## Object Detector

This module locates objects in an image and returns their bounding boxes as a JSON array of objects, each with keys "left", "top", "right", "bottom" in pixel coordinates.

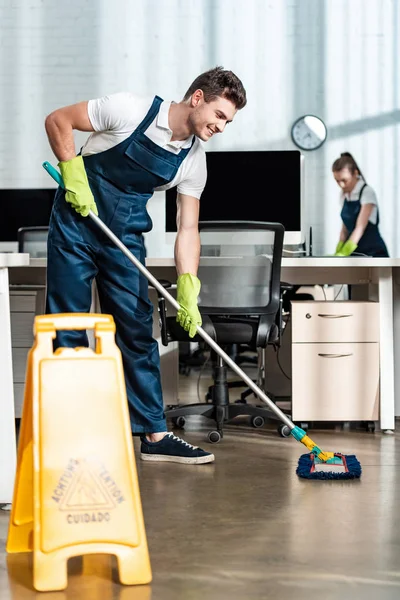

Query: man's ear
[{"left": 191, "top": 89, "right": 204, "bottom": 107}]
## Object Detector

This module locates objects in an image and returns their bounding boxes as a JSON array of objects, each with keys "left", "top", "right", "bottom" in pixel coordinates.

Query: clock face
[{"left": 291, "top": 115, "right": 327, "bottom": 151}]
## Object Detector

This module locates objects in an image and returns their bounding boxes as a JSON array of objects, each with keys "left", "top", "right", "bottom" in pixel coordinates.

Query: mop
[{"left": 42, "top": 161, "right": 362, "bottom": 481}]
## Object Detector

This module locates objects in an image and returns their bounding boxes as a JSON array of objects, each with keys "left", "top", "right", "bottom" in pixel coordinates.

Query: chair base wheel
[
  {"left": 171, "top": 416, "right": 186, "bottom": 429},
  {"left": 278, "top": 424, "right": 292, "bottom": 438},
  {"left": 251, "top": 416, "right": 265, "bottom": 428},
  {"left": 208, "top": 431, "right": 222, "bottom": 444}
]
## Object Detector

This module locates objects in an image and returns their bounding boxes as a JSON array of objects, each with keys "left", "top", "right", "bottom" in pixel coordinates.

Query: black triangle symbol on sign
[{"left": 59, "top": 464, "right": 116, "bottom": 511}]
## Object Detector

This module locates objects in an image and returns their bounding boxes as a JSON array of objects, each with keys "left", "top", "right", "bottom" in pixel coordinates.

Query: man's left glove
[
  {"left": 58, "top": 155, "right": 98, "bottom": 217},
  {"left": 334, "top": 240, "right": 358, "bottom": 257},
  {"left": 176, "top": 273, "right": 202, "bottom": 338}
]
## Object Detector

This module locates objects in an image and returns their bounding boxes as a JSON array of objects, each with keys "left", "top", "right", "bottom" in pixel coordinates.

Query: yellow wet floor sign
[{"left": 6, "top": 314, "right": 152, "bottom": 591}]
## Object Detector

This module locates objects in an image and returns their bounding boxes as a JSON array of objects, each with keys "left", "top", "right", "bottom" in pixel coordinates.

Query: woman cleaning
[{"left": 332, "top": 152, "right": 389, "bottom": 257}]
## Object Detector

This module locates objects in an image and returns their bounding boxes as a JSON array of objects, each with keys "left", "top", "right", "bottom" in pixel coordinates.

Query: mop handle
[{"left": 42, "top": 161, "right": 294, "bottom": 430}]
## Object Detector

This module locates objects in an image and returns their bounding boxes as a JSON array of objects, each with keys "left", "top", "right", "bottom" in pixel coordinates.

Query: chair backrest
[
  {"left": 17, "top": 226, "right": 49, "bottom": 257},
  {"left": 197, "top": 221, "right": 284, "bottom": 316}
]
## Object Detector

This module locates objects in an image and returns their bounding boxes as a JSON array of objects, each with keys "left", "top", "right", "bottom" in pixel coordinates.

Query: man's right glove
[
  {"left": 58, "top": 155, "right": 98, "bottom": 217},
  {"left": 176, "top": 273, "right": 202, "bottom": 338}
]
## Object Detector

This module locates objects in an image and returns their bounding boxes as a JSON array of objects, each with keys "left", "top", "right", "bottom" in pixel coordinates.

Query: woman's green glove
[
  {"left": 176, "top": 273, "right": 202, "bottom": 338},
  {"left": 335, "top": 241, "right": 344, "bottom": 254},
  {"left": 58, "top": 156, "right": 98, "bottom": 217},
  {"left": 334, "top": 240, "right": 358, "bottom": 257}
]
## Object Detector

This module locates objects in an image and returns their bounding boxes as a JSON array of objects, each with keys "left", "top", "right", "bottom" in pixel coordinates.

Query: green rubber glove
[
  {"left": 334, "top": 240, "right": 358, "bottom": 257},
  {"left": 176, "top": 273, "right": 202, "bottom": 338},
  {"left": 58, "top": 156, "right": 98, "bottom": 217},
  {"left": 335, "top": 241, "right": 344, "bottom": 254}
]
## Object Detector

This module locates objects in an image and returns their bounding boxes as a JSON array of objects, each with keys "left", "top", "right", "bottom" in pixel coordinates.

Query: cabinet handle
[
  {"left": 318, "top": 353, "right": 353, "bottom": 358},
  {"left": 317, "top": 314, "right": 353, "bottom": 318}
]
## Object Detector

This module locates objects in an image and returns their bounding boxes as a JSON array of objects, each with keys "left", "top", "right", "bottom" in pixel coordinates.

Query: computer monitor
[
  {"left": 165, "top": 150, "right": 304, "bottom": 245},
  {"left": 0, "top": 189, "right": 55, "bottom": 243}
]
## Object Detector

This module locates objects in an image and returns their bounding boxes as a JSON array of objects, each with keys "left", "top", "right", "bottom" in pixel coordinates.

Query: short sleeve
[
  {"left": 360, "top": 185, "right": 378, "bottom": 206},
  {"left": 177, "top": 146, "right": 207, "bottom": 199},
  {"left": 87, "top": 92, "right": 139, "bottom": 133}
]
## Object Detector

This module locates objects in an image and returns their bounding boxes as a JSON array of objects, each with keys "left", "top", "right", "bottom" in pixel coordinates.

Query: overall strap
[
  {"left": 358, "top": 183, "right": 367, "bottom": 200},
  {"left": 136, "top": 95, "right": 164, "bottom": 132},
  {"left": 358, "top": 183, "right": 379, "bottom": 224}
]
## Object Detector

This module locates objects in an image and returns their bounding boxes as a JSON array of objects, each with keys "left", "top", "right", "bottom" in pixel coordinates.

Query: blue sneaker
[{"left": 140, "top": 433, "right": 215, "bottom": 464}]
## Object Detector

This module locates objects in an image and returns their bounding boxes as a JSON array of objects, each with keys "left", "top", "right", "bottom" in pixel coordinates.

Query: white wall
[{"left": 1, "top": 0, "right": 399, "bottom": 256}]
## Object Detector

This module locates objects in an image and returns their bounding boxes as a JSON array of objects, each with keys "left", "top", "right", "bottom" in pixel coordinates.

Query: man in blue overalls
[{"left": 45, "top": 67, "right": 247, "bottom": 464}]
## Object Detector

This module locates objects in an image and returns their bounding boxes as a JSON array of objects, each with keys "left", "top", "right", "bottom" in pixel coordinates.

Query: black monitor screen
[
  {"left": 0, "top": 189, "right": 56, "bottom": 241},
  {"left": 165, "top": 150, "right": 301, "bottom": 232}
]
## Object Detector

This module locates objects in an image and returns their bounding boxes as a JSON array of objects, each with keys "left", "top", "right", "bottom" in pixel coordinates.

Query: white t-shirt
[
  {"left": 82, "top": 92, "right": 207, "bottom": 199},
  {"left": 340, "top": 178, "right": 378, "bottom": 225}
]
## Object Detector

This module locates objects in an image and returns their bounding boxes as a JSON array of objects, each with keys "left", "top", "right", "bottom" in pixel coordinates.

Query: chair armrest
[
  {"left": 280, "top": 282, "right": 296, "bottom": 292},
  {"left": 276, "top": 282, "right": 295, "bottom": 345}
]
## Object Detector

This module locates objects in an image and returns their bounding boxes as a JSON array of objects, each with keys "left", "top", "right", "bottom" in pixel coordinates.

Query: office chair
[
  {"left": 17, "top": 226, "right": 49, "bottom": 257},
  {"left": 221, "top": 280, "right": 294, "bottom": 407},
  {"left": 157, "top": 221, "right": 290, "bottom": 443}
]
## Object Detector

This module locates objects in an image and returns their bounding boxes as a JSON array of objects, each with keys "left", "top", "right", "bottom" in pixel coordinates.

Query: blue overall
[
  {"left": 46, "top": 96, "right": 195, "bottom": 433},
  {"left": 340, "top": 183, "right": 389, "bottom": 257}
]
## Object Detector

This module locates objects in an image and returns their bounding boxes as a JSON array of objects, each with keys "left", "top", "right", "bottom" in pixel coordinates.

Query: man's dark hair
[{"left": 183, "top": 66, "right": 247, "bottom": 110}]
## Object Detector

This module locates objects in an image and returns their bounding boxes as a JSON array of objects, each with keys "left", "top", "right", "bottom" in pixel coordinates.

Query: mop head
[
  {"left": 291, "top": 427, "right": 362, "bottom": 480},
  {"left": 296, "top": 453, "right": 362, "bottom": 480}
]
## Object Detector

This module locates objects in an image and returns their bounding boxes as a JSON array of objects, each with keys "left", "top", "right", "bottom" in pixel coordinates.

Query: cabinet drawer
[
  {"left": 9, "top": 291, "right": 37, "bottom": 312},
  {"left": 292, "top": 342, "right": 379, "bottom": 421},
  {"left": 291, "top": 301, "right": 379, "bottom": 343},
  {"left": 11, "top": 347, "right": 30, "bottom": 383},
  {"left": 10, "top": 312, "right": 35, "bottom": 347}
]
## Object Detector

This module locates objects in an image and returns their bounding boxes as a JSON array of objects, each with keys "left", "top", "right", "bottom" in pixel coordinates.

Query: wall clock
[{"left": 291, "top": 115, "right": 327, "bottom": 151}]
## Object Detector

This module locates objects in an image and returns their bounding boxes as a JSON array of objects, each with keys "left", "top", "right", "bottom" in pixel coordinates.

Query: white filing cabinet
[
  {"left": 9, "top": 290, "right": 40, "bottom": 417},
  {"left": 291, "top": 301, "right": 380, "bottom": 422}
]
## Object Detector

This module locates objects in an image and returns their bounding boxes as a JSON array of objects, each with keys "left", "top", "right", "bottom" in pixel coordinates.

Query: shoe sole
[{"left": 140, "top": 453, "right": 215, "bottom": 464}]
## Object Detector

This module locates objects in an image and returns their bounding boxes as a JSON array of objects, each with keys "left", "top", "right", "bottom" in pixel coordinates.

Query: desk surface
[
  {"left": 282, "top": 257, "right": 400, "bottom": 267},
  {"left": 0, "top": 253, "right": 29, "bottom": 267},
  {"left": 26, "top": 257, "right": 400, "bottom": 268}
]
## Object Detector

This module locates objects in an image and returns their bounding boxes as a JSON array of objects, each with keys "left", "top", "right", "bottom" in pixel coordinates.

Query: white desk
[
  {"left": 22, "top": 256, "right": 400, "bottom": 430},
  {"left": 0, "top": 253, "right": 29, "bottom": 503},
  {"left": 3, "top": 255, "right": 399, "bottom": 502}
]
